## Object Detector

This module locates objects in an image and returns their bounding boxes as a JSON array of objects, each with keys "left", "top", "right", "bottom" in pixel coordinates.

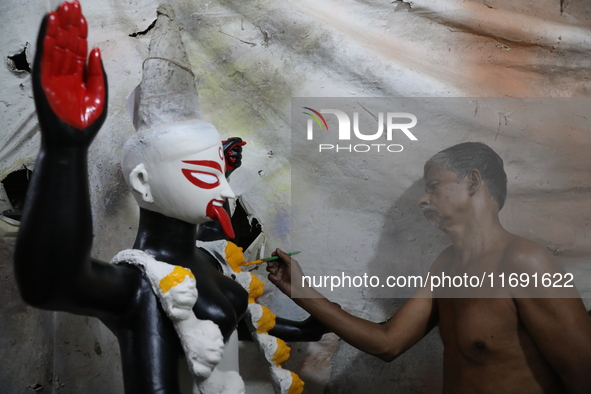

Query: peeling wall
[{"left": 1, "top": 1, "right": 590, "bottom": 393}]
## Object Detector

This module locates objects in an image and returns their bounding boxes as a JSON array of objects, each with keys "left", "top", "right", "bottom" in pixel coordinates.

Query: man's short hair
[{"left": 424, "top": 142, "right": 508, "bottom": 210}]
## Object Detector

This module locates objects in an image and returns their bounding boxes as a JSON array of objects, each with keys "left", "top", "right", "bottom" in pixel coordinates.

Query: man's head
[
  {"left": 419, "top": 142, "right": 507, "bottom": 229},
  {"left": 122, "top": 119, "right": 236, "bottom": 237},
  {"left": 424, "top": 142, "right": 507, "bottom": 209}
]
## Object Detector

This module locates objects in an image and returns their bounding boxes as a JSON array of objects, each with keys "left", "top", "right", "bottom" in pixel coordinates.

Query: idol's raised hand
[{"left": 33, "top": 0, "right": 107, "bottom": 147}]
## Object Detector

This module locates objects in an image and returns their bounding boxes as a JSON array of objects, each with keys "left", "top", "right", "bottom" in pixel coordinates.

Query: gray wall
[{"left": 1, "top": 1, "right": 590, "bottom": 393}]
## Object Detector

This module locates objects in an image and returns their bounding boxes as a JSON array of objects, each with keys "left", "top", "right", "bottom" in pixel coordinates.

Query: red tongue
[{"left": 208, "top": 203, "right": 235, "bottom": 239}]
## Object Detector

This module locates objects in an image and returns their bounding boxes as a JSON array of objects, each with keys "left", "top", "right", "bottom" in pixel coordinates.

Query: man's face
[{"left": 418, "top": 164, "right": 468, "bottom": 231}]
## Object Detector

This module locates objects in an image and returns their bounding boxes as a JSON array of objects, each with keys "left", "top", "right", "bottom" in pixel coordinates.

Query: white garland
[
  {"left": 110, "top": 249, "right": 245, "bottom": 394},
  {"left": 197, "top": 240, "right": 301, "bottom": 394}
]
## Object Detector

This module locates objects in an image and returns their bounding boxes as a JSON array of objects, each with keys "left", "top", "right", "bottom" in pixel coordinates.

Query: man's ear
[
  {"left": 129, "top": 163, "right": 153, "bottom": 203},
  {"left": 467, "top": 169, "right": 482, "bottom": 196}
]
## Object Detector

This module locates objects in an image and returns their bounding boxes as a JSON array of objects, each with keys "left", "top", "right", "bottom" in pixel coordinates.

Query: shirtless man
[{"left": 267, "top": 142, "right": 591, "bottom": 393}]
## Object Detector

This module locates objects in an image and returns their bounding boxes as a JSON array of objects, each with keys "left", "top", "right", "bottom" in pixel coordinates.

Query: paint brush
[{"left": 243, "top": 251, "right": 301, "bottom": 266}]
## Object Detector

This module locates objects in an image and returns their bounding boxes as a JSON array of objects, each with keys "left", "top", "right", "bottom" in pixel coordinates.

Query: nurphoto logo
[{"left": 303, "top": 107, "right": 418, "bottom": 153}]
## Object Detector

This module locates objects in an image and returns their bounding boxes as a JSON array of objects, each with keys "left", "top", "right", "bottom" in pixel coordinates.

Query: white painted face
[
  {"left": 123, "top": 120, "right": 236, "bottom": 237},
  {"left": 148, "top": 142, "right": 236, "bottom": 234}
]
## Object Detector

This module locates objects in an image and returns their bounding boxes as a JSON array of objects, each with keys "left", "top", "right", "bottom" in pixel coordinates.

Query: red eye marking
[
  {"left": 181, "top": 169, "right": 220, "bottom": 189},
  {"left": 181, "top": 160, "right": 222, "bottom": 189},
  {"left": 181, "top": 160, "right": 223, "bottom": 172},
  {"left": 219, "top": 147, "right": 224, "bottom": 161}
]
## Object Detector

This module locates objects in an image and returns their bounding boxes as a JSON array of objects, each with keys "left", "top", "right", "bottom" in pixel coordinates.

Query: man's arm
[
  {"left": 512, "top": 241, "right": 591, "bottom": 393},
  {"left": 14, "top": 1, "right": 137, "bottom": 316},
  {"left": 267, "top": 249, "right": 438, "bottom": 361}
]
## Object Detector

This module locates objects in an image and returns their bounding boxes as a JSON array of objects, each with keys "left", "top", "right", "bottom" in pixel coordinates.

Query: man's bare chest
[{"left": 437, "top": 298, "right": 525, "bottom": 362}]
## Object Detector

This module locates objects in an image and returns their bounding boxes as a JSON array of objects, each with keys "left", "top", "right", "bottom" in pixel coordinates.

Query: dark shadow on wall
[
  {"left": 0, "top": 225, "right": 55, "bottom": 394},
  {"left": 325, "top": 179, "right": 448, "bottom": 394},
  {"left": 0, "top": 226, "right": 125, "bottom": 394}
]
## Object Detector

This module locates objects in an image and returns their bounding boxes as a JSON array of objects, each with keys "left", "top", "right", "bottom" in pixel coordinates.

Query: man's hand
[
  {"left": 222, "top": 137, "right": 246, "bottom": 177},
  {"left": 266, "top": 248, "right": 307, "bottom": 298},
  {"left": 33, "top": 0, "right": 107, "bottom": 147}
]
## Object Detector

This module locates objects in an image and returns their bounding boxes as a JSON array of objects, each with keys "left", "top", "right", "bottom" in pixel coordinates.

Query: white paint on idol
[
  {"left": 195, "top": 240, "right": 235, "bottom": 276},
  {"left": 196, "top": 368, "right": 245, "bottom": 394},
  {"left": 256, "top": 333, "right": 279, "bottom": 365},
  {"left": 233, "top": 272, "right": 252, "bottom": 293},
  {"left": 248, "top": 303, "right": 264, "bottom": 327},
  {"left": 176, "top": 318, "right": 225, "bottom": 378},
  {"left": 110, "top": 250, "right": 227, "bottom": 381},
  {"left": 128, "top": 163, "right": 153, "bottom": 203},
  {"left": 196, "top": 240, "right": 303, "bottom": 394},
  {"left": 122, "top": 120, "right": 235, "bottom": 225},
  {"left": 161, "top": 275, "right": 198, "bottom": 320},
  {"left": 271, "top": 366, "right": 294, "bottom": 394}
]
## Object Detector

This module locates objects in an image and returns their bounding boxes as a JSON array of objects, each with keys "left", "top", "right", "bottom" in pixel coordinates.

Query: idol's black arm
[
  {"left": 238, "top": 315, "right": 328, "bottom": 342},
  {"left": 269, "top": 315, "right": 328, "bottom": 341},
  {"left": 14, "top": 7, "right": 138, "bottom": 317}
]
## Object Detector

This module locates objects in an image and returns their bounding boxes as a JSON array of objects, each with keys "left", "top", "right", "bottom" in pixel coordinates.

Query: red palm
[{"left": 40, "top": 0, "right": 105, "bottom": 130}]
